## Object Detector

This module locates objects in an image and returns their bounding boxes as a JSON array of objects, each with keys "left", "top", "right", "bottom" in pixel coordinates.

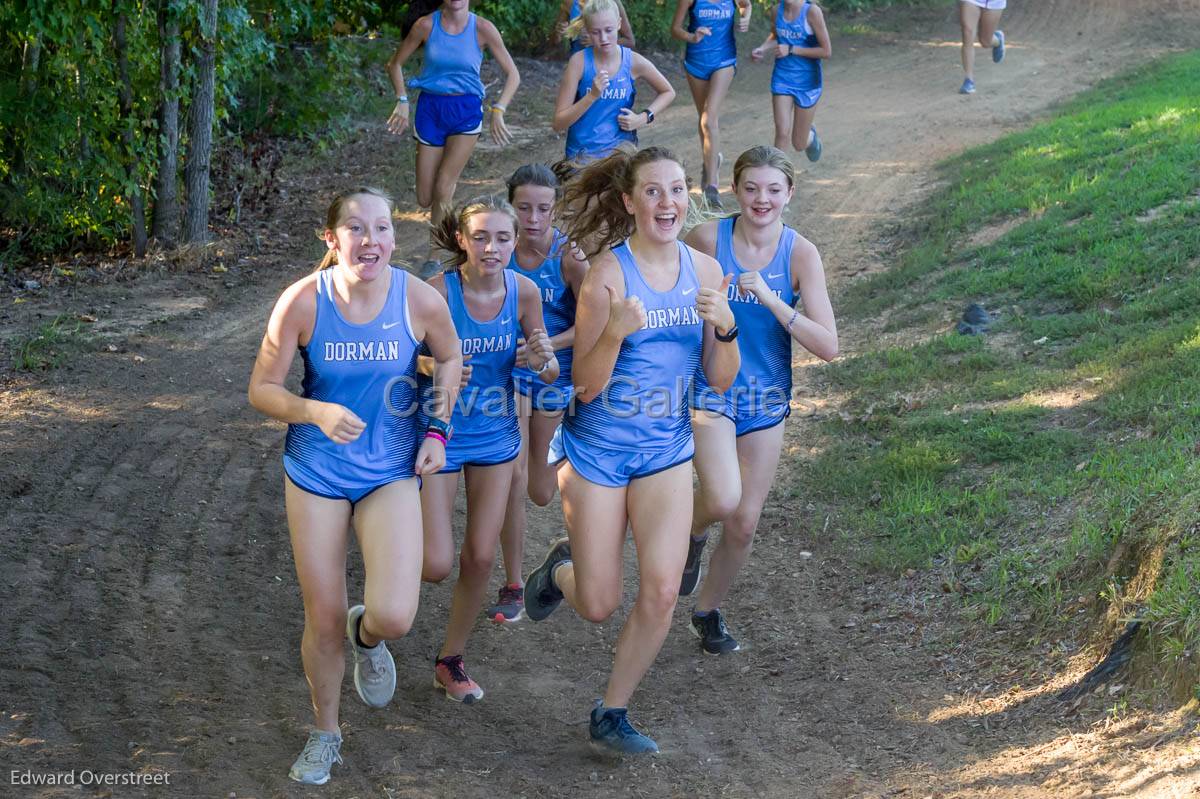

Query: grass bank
[{"left": 802, "top": 51, "right": 1200, "bottom": 693}]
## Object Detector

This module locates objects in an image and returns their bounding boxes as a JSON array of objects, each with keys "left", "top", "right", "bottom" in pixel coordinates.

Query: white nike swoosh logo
[
  {"left": 538, "top": 273, "right": 551, "bottom": 279},
  {"left": 682, "top": 287, "right": 695, "bottom": 296},
  {"left": 381, "top": 321, "right": 403, "bottom": 330},
  {"left": 767, "top": 273, "right": 784, "bottom": 279},
  {"left": 501, "top": 318, "right": 512, "bottom": 325}
]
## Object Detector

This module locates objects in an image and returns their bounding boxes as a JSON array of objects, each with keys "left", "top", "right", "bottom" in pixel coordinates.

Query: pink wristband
[{"left": 425, "top": 431, "right": 447, "bottom": 446}]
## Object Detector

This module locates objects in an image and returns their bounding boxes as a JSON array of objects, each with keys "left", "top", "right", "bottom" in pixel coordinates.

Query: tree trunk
[
  {"left": 20, "top": 35, "right": 41, "bottom": 96},
  {"left": 152, "top": 0, "right": 181, "bottom": 246},
  {"left": 114, "top": 7, "right": 148, "bottom": 257},
  {"left": 184, "top": 0, "right": 218, "bottom": 244},
  {"left": 7, "top": 34, "right": 40, "bottom": 175}
]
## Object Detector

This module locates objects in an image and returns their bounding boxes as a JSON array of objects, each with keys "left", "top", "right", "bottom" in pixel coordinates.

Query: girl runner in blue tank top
[
  {"left": 957, "top": 0, "right": 1007, "bottom": 95},
  {"left": 670, "top": 0, "right": 752, "bottom": 209},
  {"left": 553, "top": 0, "right": 676, "bottom": 164},
  {"left": 555, "top": 0, "right": 635, "bottom": 53},
  {"left": 681, "top": 146, "right": 838, "bottom": 655},
  {"left": 248, "top": 188, "right": 463, "bottom": 785},
  {"left": 752, "top": 0, "right": 831, "bottom": 163},
  {"left": 522, "top": 146, "right": 739, "bottom": 756},
  {"left": 386, "top": 1, "right": 522, "bottom": 277},
  {"left": 490, "top": 164, "right": 590, "bottom": 624},
  {"left": 418, "top": 195, "right": 558, "bottom": 705}
]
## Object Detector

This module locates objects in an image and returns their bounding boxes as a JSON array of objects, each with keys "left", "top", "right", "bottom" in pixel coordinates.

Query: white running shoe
[{"left": 288, "top": 730, "right": 343, "bottom": 785}]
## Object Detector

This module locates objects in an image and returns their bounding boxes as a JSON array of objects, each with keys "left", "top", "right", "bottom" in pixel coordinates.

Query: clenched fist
[
  {"left": 604, "top": 285, "right": 648, "bottom": 339},
  {"left": 316, "top": 402, "right": 366, "bottom": 444},
  {"left": 696, "top": 274, "right": 736, "bottom": 332}
]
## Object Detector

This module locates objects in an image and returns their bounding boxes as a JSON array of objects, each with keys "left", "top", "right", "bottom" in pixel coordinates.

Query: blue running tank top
[
  {"left": 285, "top": 267, "right": 421, "bottom": 484},
  {"left": 568, "top": 0, "right": 585, "bottom": 53},
  {"left": 419, "top": 269, "right": 521, "bottom": 454},
  {"left": 508, "top": 230, "right": 577, "bottom": 392},
  {"left": 565, "top": 46, "right": 637, "bottom": 161},
  {"left": 685, "top": 0, "right": 738, "bottom": 76},
  {"left": 694, "top": 216, "right": 797, "bottom": 416},
  {"left": 770, "top": 1, "right": 822, "bottom": 101},
  {"left": 567, "top": 241, "right": 703, "bottom": 451},
  {"left": 409, "top": 11, "right": 486, "bottom": 97}
]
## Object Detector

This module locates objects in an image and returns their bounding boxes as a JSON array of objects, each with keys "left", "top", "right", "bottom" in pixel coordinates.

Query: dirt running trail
[{"left": 3, "top": 2, "right": 1200, "bottom": 797}]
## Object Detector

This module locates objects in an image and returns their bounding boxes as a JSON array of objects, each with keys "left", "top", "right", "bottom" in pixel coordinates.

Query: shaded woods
[{"left": 0, "top": 0, "right": 898, "bottom": 268}]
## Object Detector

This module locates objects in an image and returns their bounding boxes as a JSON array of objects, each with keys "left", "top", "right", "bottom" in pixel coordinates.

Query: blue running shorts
[
  {"left": 550, "top": 426, "right": 694, "bottom": 488},
  {"left": 284, "top": 455, "right": 412, "bottom": 507},
  {"left": 414, "top": 92, "right": 484, "bottom": 147}
]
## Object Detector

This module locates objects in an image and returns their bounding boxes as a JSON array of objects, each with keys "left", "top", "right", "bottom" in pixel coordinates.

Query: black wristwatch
[
  {"left": 426, "top": 417, "right": 453, "bottom": 440},
  {"left": 714, "top": 324, "right": 739, "bottom": 343},
  {"left": 641, "top": 107, "right": 655, "bottom": 125}
]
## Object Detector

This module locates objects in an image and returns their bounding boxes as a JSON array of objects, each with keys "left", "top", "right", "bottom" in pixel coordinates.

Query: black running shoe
[
  {"left": 690, "top": 609, "right": 741, "bottom": 655},
  {"left": 678, "top": 535, "right": 708, "bottom": 597},
  {"left": 525, "top": 537, "right": 571, "bottom": 621},
  {"left": 589, "top": 701, "right": 659, "bottom": 754}
]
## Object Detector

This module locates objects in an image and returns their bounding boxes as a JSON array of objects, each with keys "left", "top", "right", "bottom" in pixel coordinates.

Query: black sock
[{"left": 354, "top": 615, "right": 374, "bottom": 649}]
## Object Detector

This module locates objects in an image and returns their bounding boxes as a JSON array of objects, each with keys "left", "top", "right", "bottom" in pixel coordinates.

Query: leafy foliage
[
  {"left": 799, "top": 50, "right": 1200, "bottom": 687},
  {"left": 0, "top": 0, "right": 911, "bottom": 264},
  {"left": 0, "top": 0, "right": 385, "bottom": 263}
]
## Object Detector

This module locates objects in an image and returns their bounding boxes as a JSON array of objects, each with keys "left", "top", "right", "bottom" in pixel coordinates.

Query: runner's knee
[
  {"left": 422, "top": 551, "right": 454, "bottom": 583},
  {"left": 433, "top": 174, "right": 459, "bottom": 205},
  {"left": 304, "top": 600, "right": 348, "bottom": 646},
  {"left": 635, "top": 578, "right": 680, "bottom": 619},
  {"left": 363, "top": 603, "right": 416, "bottom": 640},
  {"left": 528, "top": 477, "right": 556, "bottom": 507},
  {"left": 457, "top": 541, "right": 495, "bottom": 580},
  {"left": 721, "top": 513, "right": 759, "bottom": 551},
  {"left": 415, "top": 184, "right": 433, "bottom": 209},
  {"left": 704, "top": 485, "right": 741, "bottom": 523},
  {"left": 576, "top": 583, "right": 621, "bottom": 623}
]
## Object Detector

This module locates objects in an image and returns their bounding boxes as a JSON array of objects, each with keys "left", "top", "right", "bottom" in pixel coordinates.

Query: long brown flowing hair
[{"left": 557, "top": 145, "right": 704, "bottom": 257}]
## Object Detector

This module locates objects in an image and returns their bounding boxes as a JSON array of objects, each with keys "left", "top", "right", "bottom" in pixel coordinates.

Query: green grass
[
  {"left": 11, "top": 315, "right": 93, "bottom": 371},
  {"left": 801, "top": 50, "right": 1200, "bottom": 689}
]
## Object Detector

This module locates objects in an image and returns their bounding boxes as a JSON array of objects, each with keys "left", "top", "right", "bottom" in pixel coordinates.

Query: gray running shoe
[
  {"left": 288, "top": 730, "right": 343, "bottom": 785},
  {"left": 679, "top": 535, "right": 708, "bottom": 597},
  {"left": 346, "top": 605, "right": 396, "bottom": 708},
  {"left": 418, "top": 259, "right": 444, "bottom": 280},
  {"left": 805, "top": 127, "right": 822, "bottom": 162},
  {"left": 690, "top": 608, "right": 741, "bottom": 655},
  {"left": 524, "top": 537, "right": 572, "bottom": 621},
  {"left": 703, "top": 185, "right": 723, "bottom": 210},
  {"left": 700, "top": 152, "right": 724, "bottom": 192}
]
